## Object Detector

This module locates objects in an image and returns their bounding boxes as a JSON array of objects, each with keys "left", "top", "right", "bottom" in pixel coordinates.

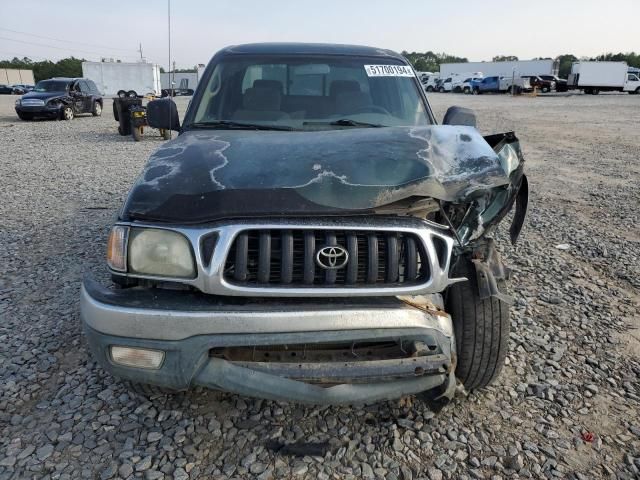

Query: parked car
[
  {"left": 12, "top": 84, "right": 34, "bottom": 95},
  {"left": 521, "top": 75, "right": 554, "bottom": 93},
  {"left": 81, "top": 42, "right": 528, "bottom": 406},
  {"left": 539, "top": 75, "right": 568, "bottom": 92},
  {"left": 0, "top": 84, "right": 14, "bottom": 94},
  {"left": 448, "top": 72, "right": 484, "bottom": 93},
  {"left": 471, "top": 76, "right": 530, "bottom": 94},
  {"left": 161, "top": 87, "right": 194, "bottom": 97},
  {"left": 461, "top": 76, "right": 484, "bottom": 94},
  {"left": 438, "top": 77, "right": 453, "bottom": 92},
  {"left": 423, "top": 74, "right": 441, "bottom": 92},
  {"left": 416, "top": 71, "right": 433, "bottom": 84},
  {"left": 14, "top": 77, "right": 103, "bottom": 121}
]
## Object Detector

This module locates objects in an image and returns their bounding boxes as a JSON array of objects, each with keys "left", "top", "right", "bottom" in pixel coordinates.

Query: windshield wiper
[
  {"left": 189, "top": 121, "right": 296, "bottom": 131},
  {"left": 304, "top": 119, "right": 385, "bottom": 128}
]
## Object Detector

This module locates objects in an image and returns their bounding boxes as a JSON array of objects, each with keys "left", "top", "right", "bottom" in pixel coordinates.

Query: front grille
[
  {"left": 20, "top": 99, "right": 45, "bottom": 106},
  {"left": 223, "top": 229, "right": 429, "bottom": 287}
]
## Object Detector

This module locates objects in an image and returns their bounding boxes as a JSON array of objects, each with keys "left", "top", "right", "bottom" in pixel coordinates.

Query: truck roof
[{"left": 216, "top": 42, "right": 405, "bottom": 61}]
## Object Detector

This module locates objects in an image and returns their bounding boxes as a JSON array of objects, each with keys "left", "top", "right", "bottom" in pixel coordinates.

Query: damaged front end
[
  {"left": 437, "top": 131, "right": 528, "bottom": 302},
  {"left": 84, "top": 124, "right": 527, "bottom": 404}
]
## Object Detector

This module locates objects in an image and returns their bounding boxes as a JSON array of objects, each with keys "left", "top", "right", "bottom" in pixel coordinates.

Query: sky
[{"left": 1, "top": 0, "right": 638, "bottom": 69}]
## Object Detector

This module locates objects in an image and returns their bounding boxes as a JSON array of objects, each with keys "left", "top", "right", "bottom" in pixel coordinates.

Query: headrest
[
  {"left": 329, "top": 80, "right": 361, "bottom": 97},
  {"left": 335, "top": 91, "right": 370, "bottom": 113},
  {"left": 243, "top": 87, "right": 282, "bottom": 111},
  {"left": 253, "top": 79, "right": 284, "bottom": 95}
]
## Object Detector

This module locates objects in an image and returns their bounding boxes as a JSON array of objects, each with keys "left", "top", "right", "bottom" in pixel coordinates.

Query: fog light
[{"left": 110, "top": 346, "right": 164, "bottom": 369}]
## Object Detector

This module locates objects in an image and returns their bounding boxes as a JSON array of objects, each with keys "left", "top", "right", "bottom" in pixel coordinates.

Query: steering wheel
[{"left": 351, "top": 105, "right": 390, "bottom": 115}]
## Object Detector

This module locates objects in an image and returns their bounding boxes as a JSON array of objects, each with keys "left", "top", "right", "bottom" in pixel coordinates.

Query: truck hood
[{"left": 121, "top": 125, "right": 511, "bottom": 223}]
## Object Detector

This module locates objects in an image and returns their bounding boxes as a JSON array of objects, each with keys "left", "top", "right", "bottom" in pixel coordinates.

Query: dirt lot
[{"left": 0, "top": 91, "right": 639, "bottom": 480}]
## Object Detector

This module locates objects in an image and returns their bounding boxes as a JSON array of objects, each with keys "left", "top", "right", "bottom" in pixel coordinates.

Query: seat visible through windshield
[{"left": 191, "top": 56, "right": 430, "bottom": 130}]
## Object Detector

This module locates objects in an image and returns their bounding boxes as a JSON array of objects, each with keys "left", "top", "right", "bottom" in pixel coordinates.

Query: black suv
[
  {"left": 539, "top": 75, "right": 568, "bottom": 92},
  {"left": 15, "top": 77, "right": 103, "bottom": 121},
  {"left": 520, "top": 75, "right": 555, "bottom": 93}
]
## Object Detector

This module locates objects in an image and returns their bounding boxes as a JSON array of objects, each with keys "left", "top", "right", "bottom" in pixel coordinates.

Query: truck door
[
  {"left": 484, "top": 77, "right": 496, "bottom": 92},
  {"left": 69, "top": 81, "right": 85, "bottom": 112},
  {"left": 79, "top": 81, "right": 93, "bottom": 112},
  {"left": 625, "top": 74, "right": 640, "bottom": 93}
]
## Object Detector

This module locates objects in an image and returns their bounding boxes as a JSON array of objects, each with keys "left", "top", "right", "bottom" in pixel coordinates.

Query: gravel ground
[{"left": 1, "top": 91, "right": 639, "bottom": 480}]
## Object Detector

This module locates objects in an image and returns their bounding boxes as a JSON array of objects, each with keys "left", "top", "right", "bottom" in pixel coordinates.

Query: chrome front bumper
[{"left": 81, "top": 278, "right": 456, "bottom": 404}]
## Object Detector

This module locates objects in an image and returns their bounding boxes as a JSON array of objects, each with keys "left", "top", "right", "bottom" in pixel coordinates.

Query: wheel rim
[
  {"left": 64, "top": 107, "right": 73, "bottom": 120},
  {"left": 95, "top": 103, "right": 102, "bottom": 115}
]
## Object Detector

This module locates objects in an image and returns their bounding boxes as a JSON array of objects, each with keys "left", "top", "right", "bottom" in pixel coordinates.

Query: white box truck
[
  {"left": 568, "top": 62, "right": 640, "bottom": 94},
  {"left": 82, "top": 61, "right": 162, "bottom": 97}
]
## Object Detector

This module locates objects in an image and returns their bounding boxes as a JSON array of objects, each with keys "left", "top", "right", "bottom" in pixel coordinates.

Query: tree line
[
  {"left": 2, "top": 52, "right": 639, "bottom": 83},
  {"left": 0, "top": 57, "right": 85, "bottom": 82},
  {"left": 0, "top": 57, "right": 198, "bottom": 82}
]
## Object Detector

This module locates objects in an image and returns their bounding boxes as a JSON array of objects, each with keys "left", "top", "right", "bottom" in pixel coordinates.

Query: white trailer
[
  {"left": 1, "top": 68, "right": 35, "bottom": 85},
  {"left": 568, "top": 62, "right": 640, "bottom": 94},
  {"left": 82, "top": 61, "right": 161, "bottom": 97},
  {"left": 440, "top": 59, "right": 556, "bottom": 79},
  {"left": 160, "top": 72, "right": 199, "bottom": 90}
]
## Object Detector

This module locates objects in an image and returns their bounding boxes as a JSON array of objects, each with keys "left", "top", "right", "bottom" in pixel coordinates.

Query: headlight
[
  {"left": 128, "top": 228, "right": 195, "bottom": 278},
  {"left": 497, "top": 143, "right": 520, "bottom": 176}
]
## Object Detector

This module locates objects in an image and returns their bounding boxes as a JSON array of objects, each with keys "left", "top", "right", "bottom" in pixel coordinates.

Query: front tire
[
  {"left": 445, "top": 258, "right": 509, "bottom": 391},
  {"left": 472, "top": 88, "right": 479, "bottom": 95},
  {"left": 92, "top": 101, "right": 102, "bottom": 116},
  {"left": 426, "top": 86, "right": 434, "bottom": 92},
  {"left": 61, "top": 105, "right": 74, "bottom": 121}
]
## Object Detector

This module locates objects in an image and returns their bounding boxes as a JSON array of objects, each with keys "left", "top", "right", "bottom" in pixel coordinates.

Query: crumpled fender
[{"left": 509, "top": 174, "right": 529, "bottom": 245}]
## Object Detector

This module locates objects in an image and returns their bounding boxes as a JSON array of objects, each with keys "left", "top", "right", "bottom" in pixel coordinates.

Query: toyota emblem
[{"left": 316, "top": 246, "right": 349, "bottom": 270}]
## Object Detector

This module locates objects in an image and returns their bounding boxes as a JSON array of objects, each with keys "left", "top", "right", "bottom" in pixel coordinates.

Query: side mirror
[
  {"left": 147, "top": 98, "right": 180, "bottom": 131},
  {"left": 442, "top": 106, "right": 477, "bottom": 127}
]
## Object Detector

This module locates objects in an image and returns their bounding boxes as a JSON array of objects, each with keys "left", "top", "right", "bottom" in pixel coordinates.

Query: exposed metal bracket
[{"left": 471, "top": 239, "right": 513, "bottom": 304}]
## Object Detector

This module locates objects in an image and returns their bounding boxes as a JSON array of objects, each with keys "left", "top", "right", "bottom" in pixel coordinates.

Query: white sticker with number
[{"left": 364, "top": 65, "right": 415, "bottom": 77}]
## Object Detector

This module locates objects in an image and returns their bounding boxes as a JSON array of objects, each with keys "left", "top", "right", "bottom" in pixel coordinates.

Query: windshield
[
  {"left": 34, "top": 80, "right": 69, "bottom": 92},
  {"left": 190, "top": 55, "right": 430, "bottom": 130}
]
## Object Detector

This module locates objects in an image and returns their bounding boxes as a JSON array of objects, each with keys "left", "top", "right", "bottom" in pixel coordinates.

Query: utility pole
[
  {"left": 138, "top": 43, "right": 144, "bottom": 62},
  {"left": 172, "top": 60, "right": 176, "bottom": 96}
]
